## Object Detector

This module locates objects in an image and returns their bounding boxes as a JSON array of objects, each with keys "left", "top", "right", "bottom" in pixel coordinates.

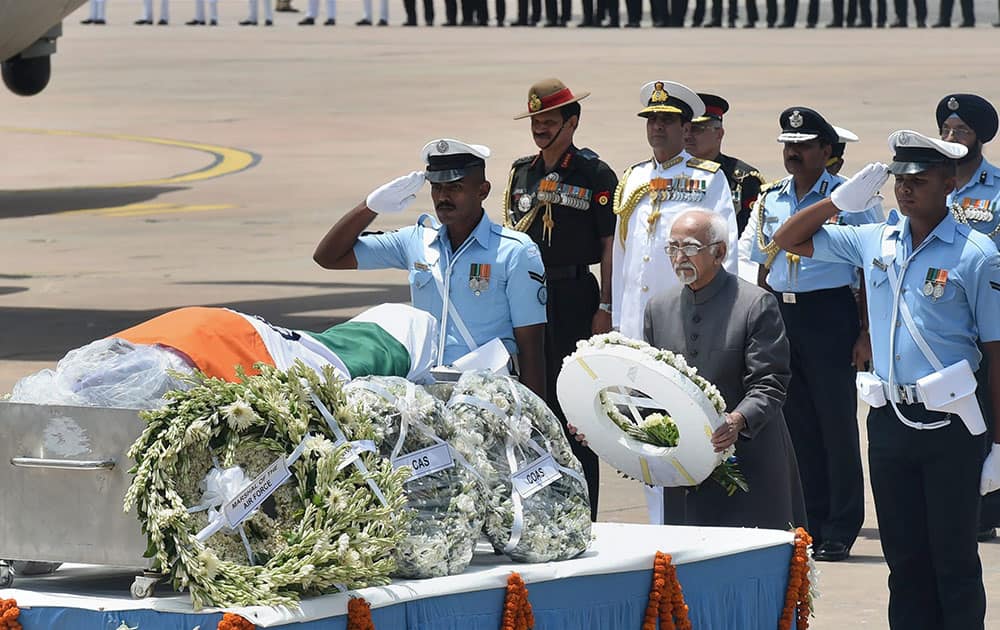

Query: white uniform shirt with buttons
[{"left": 611, "top": 151, "right": 738, "bottom": 338}]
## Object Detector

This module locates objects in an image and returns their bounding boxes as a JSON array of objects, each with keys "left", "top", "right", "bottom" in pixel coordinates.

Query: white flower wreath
[
  {"left": 343, "top": 376, "right": 486, "bottom": 579},
  {"left": 447, "top": 371, "right": 591, "bottom": 563},
  {"left": 124, "top": 363, "right": 410, "bottom": 609}
]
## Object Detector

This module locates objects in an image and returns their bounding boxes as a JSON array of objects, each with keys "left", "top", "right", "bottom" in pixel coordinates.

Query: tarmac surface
[{"left": 2, "top": 3, "right": 999, "bottom": 625}]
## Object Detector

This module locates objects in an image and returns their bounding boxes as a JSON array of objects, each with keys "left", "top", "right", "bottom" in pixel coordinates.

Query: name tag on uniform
[
  {"left": 782, "top": 292, "right": 797, "bottom": 304},
  {"left": 764, "top": 216, "right": 780, "bottom": 224},
  {"left": 413, "top": 262, "right": 430, "bottom": 271}
]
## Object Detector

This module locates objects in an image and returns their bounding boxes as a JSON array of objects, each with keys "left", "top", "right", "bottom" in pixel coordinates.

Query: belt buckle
[{"left": 897, "top": 385, "right": 912, "bottom": 405}]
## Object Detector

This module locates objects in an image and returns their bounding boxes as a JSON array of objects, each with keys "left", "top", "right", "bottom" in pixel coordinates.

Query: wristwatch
[{"left": 598, "top": 303, "right": 612, "bottom": 314}]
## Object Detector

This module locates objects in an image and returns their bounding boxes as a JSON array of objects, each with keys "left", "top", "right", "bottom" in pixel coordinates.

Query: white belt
[{"left": 880, "top": 381, "right": 921, "bottom": 405}]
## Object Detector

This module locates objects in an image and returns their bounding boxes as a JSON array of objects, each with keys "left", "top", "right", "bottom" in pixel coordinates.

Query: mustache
[
  {"left": 786, "top": 155, "right": 802, "bottom": 162},
  {"left": 435, "top": 202, "right": 456, "bottom": 211}
]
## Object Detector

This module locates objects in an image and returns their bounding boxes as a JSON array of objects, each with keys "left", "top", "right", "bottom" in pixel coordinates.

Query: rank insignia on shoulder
[
  {"left": 990, "top": 280, "right": 1000, "bottom": 292},
  {"left": 512, "top": 155, "right": 534, "bottom": 167},
  {"left": 819, "top": 181, "right": 829, "bottom": 196},
  {"left": 686, "top": 157, "right": 721, "bottom": 173},
  {"left": 528, "top": 270, "right": 546, "bottom": 284}
]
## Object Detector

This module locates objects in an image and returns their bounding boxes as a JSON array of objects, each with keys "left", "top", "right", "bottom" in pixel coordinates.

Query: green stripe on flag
[{"left": 306, "top": 322, "right": 411, "bottom": 379}]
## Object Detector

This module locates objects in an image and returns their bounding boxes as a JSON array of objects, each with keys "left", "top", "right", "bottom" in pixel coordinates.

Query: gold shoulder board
[{"left": 686, "top": 157, "right": 721, "bottom": 173}]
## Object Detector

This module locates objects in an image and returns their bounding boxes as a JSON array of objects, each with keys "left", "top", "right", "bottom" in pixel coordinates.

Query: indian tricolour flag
[{"left": 115, "top": 303, "right": 438, "bottom": 384}]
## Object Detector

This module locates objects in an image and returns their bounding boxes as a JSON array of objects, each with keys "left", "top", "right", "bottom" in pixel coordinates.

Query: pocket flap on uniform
[
  {"left": 410, "top": 268, "right": 434, "bottom": 288},
  {"left": 915, "top": 359, "right": 977, "bottom": 408}
]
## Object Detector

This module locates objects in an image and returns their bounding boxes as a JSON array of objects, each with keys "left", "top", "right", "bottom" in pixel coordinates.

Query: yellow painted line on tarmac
[
  {"left": 58, "top": 202, "right": 235, "bottom": 218},
  {"left": 0, "top": 127, "right": 260, "bottom": 189}
]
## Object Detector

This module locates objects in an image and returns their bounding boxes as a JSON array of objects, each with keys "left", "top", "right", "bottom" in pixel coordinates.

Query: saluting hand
[
  {"left": 366, "top": 171, "right": 426, "bottom": 214},
  {"left": 831, "top": 162, "right": 890, "bottom": 213}
]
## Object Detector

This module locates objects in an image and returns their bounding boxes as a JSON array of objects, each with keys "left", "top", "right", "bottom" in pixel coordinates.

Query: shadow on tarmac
[
  {"left": 0, "top": 186, "right": 187, "bottom": 219},
  {"left": 0, "top": 281, "right": 410, "bottom": 362}
]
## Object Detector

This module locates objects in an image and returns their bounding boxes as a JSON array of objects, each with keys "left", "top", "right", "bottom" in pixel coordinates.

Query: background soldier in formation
[
  {"left": 684, "top": 93, "right": 767, "bottom": 235},
  {"left": 504, "top": 79, "right": 618, "bottom": 520},
  {"left": 749, "top": 107, "right": 880, "bottom": 562}
]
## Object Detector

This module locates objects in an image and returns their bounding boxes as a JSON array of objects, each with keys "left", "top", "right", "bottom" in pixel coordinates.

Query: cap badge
[
  {"left": 947, "top": 97, "right": 960, "bottom": 112},
  {"left": 436, "top": 140, "right": 449, "bottom": 154},
  {"left": 897, "top": 131, "right": 911, "bottom": 145},
  {"left": 789, "top": 110, "right": 803, "bottom": 129},
  {"left": 528, "top": 93, "right": 543, "bottom": 113},
  {"left": 650, "top": 81, "right": 669, "bottom": 104}
]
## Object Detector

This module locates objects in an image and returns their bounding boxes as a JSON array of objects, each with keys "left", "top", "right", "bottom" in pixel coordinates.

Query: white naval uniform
[
  {"left": 611, "top": 150, "right": 739, "bottom": 339},
  {"left": 140, "top": 0, "right": 170, "bottom": 22},
  {"left": 610, "top": 150, "right": 737, "bottom": 525}
]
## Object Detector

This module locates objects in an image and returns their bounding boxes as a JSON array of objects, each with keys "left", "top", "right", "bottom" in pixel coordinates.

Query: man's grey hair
[{"left": 674, "top": 210, "right": 729, "bottom": 252}]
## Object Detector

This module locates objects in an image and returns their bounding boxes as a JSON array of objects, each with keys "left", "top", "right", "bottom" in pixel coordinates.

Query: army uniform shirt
[{"left": 716, "top": 152, "right": 767, "bottom": 236}]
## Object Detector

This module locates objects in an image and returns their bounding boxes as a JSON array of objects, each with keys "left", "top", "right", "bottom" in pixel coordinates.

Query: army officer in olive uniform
[{"left": 504, "top": 78, "right": 619, "bottom": 520}]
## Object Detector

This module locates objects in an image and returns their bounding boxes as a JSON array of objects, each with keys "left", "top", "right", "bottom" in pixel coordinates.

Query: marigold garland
[
  {"left": 642, "top": 552, "right": 691, "bottom": 630},
  {"left": 217, "top": 612, "right": 254, "bottom": 630},
  {"left": 501, "top": 572, "right": 535, "bottom": 630},
  {"left": 0, "top": 599, "right": 21, "bottom": 630},
  {"left": 347, "top": 597, "right": 376, "bottom": 630},
  {"left": 779, "top": 527, "right": 814, "bottom": 630}
]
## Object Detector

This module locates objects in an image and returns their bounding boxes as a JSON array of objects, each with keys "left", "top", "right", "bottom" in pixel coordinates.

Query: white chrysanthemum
[
  {"left": 454, "top": 493, "right": 476, "bottom": 514},
  {"left": 197, "top": 547, "right": 221, "bottom": 580},
  {"left": 221, "top": 399, "right": 258, "bottom": 432}
]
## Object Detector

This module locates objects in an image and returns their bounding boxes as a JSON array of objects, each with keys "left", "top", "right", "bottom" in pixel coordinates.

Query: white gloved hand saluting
[
  {"left": 366, "top": 171, "right": 426, "bottom": 214},
  {"left": 981, "top": 443, "right": 1000, "bottom": 496},
  {"left": 830, "top": 162, "right": 890, "bottom": 213}
]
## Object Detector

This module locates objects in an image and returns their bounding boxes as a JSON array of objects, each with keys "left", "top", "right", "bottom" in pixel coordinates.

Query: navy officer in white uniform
[
  {"left": 773, "top": 130, "right": 1000, "bottom": 630},
  {"left": 313, "top": 139, "right": 548, "bottom": 397}
]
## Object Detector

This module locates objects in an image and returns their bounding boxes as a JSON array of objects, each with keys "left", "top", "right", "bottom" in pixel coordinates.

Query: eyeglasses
[
  {"left": 664, "top": 242, "right": 721, "bottom": 257},
  {"left": 941, "top": 127, "right": 974, "bottom": 140}
]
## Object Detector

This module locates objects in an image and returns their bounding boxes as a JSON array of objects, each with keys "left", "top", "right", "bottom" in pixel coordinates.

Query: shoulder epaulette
[
  {"left": 576, "top": 147, "right": 600, "bottom": 160},
  {"left": 759, "top": 178, "right": 785, "bottom": 194},
  {"left": 686, "top": 157, "right": 721, "bottom": 173},
  {"left": 511, "top": 155, "right": 535, "bottom": 167},
  {"left": 629, "top": 158, "right": 652, "bottom": 169}
]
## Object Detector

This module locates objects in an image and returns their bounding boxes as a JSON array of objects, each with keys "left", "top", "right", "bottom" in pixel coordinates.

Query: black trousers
[
  {"left": 544, "top": 0, "right": 572, "bottom": 22},
  {"left": 868, "top": 405, "right": 986, "bottom": 629},
  {"left": 937, "top": 0, "right": 974, "bottom": 23},
  {"left": 625, "top": 0, "right": 642, "bottom": 22},
  {"left": 403, "top": 0, "right": 435, "bottom": 22},
  {"left": 461, "top": 0, "right": 488, "bottom": 22},
  {"left": 495, "top": 0, "right": 506, "bottom": 22},
  {"left": 892, "top": 0, "right": 926, "bottom": 23},
  {"left": 807, "top": 0, "right": 842, "bottom": 23},
  {"left": 545, "top": 273, "right": 601, "bottom": 521},
  {"left": 710, "top": 0, "right": 739, "bottom": 23},
  {"left": 514, "top": 0, "right": 542, "bottom": 21},
  {"left": 777, "top": 286, "right": 864, "bottom": 547},
  {"left": 667, "top": 0, "right": 685, "bottom": 24},
  {"left": 782, "top": 0, "right": 797, "bottom": 22},
  {"left": 764, "top": 0, "right": 778, "bottom": 23},
  {"left": 445, "top": 0, "right": 458, "bottom": 22}
]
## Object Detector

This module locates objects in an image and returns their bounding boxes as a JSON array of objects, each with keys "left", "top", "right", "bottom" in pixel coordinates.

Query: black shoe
[
  {"left": 210, "top": 19, "right": 217, "bottom": 25},
  {"left": 356, "top": 18, "right": 372, "bottom": 25},
  {"left": 157, "top": 18, "right": 168, "bottom": 25},
  {"left": 994, "top": 21, "right": 1000, "bottom": 27},
  {"left": 703, "top": 20, "right": 722, "bottom": 27},
  {"left": 135, "top": 18, "right": 152, "bottom": 24},
  {"left": 916, "top": 20, "right": 926, "bottom": 27},
  {"left": 931, "top": 21, "right": 950, "bottom": 27},
  {"left": 265, "top": 19, "right": 273, "bottom": 25},
  {"left": 805, "top": 22, "right": 816, "bottom": 27},
  {"left": 813, "top": 541, "right": 851, "bottom": 562},
  {"left": 377, "top": 18, "right": 388, "bottom": 25},
  {"left": 543, "top": 21, "right": 565, "bottom": 26},
  {"left": 889, "top": 20, "right": 907, "bottom": 27},
  {"left": 778, "top": 21, "right": 795, "bottom": 27},
  {"left": 856, "top": 20, "right": 872, "bottom": 27},
  {"left": 766, "top": 21, "right": 775, "bottom": 27},
  {"left": 93, "top": 19, "right": 107, "bottom": 24},
  {"left": 508, "top": 20, "right": 528, "bottom": 25},
  {"left": 603, "top": 21, "right": 619, "bottom": 27},
  {"left": 81, "top": 18, "right": 94, "bottom": 24},
  {"left": 977, "top": 527, "right": 997, "bottom": 542},
  {"left": 299, "top": 16, "right": 315, "bottom": 24},
  {"left": 743, "top": 21, "right": 755, "bottom": 27},
  {"left": 443, "top": 20, "right": 459, "bottom": 25},
  {"left": 624, "top": 21, "right": 640, "bottom": 27},
  {"left": 825, "top": 21, "right": 843, "bottom": 27},
  {"left": 324, "top": 18, "right": 335, "bottom": 25},
  {"left": 239, "top": 19, "right": 257, "bottom": 25},
  {"left": 577, "top": 20, "right": 594, "bottom": 26},
  {"left": 276, "top": 5, "right": 299, "bottom": 11},
  {"left": 958, "top": 21, "right": 974, "bottom": 27},
  {"left": 402, "top": 19, "right": 417, "bottom": 25},
  {"left": 728, "top": 21, "right": 736, "bottom": 27},
  {"left": 653, "top": 20, "right": 667, "bottom": 26},
  {"left": 186, "top": 19, "right": 205, "bottom": 25}
]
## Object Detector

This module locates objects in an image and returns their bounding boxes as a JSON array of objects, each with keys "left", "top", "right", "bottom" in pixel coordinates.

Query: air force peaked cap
[
  {"left": 421, "top": 139, "right": 491, "bottom": 183},
  {"left": 776, "top": 107, "right": 839, "bottom": 144},
  {"left": 887, "top": 129, "right": 967, "bottom": 175}
]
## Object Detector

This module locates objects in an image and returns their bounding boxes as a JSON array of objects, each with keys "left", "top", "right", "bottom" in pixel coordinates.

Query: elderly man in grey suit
[{"left": 643, "top": 209, "right": 807, "bottom": 529}]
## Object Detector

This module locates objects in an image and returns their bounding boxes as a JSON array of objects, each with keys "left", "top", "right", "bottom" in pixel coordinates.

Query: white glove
[
  {"left": 365, "top": 171, "right": 425, "bottom": 214},
  {"left": 830, "top": 162, "right": 890, "bottom": 213},
  {"left": 981, "top": 443, "right": 1000, "bottom": 496}
]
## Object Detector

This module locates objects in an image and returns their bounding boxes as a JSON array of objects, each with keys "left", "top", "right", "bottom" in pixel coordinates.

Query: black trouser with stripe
[
  {"left": 868, "top": 404, "right": 986, "bottom": 629},
  {"left": 776, "top": 286, "right": 864, "bottom": 547},
  {"left": 544, "top": 270, "right": 601, "bottom": 521}
]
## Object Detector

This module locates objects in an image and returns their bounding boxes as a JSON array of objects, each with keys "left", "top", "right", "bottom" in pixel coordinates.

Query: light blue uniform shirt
[
  {"left": 750, "top": 171, "right": 882, "bottom": 292},
  {"left": 353, "top": 211, "right": 547, "bottom": 365},
  {"left": 813, "top": 210, "right": 1000, "bottom": 383},
  {"left": 947, "top": 156, "right": 1000, "bottom": 246}
]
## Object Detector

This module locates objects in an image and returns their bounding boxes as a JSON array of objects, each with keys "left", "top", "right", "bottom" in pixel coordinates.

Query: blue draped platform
[{"left": 3, "top": 523, "right": 797, "bottom": 629}]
